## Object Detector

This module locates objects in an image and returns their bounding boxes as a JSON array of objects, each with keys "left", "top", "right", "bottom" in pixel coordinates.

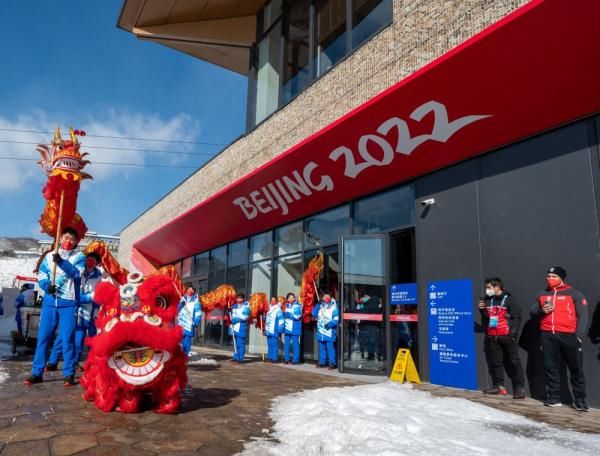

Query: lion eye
[{"left": 156, "top": 295, "right": 168, "bottom": 309}]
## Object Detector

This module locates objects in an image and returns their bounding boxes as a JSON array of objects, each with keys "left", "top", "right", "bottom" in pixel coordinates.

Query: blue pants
[
  {"left": 267, "top": 335, "right": 280, "bottom": 361},
  {"left": 284, "top": 334, "right": 300, "bottom": 363},
  {"left": 32, "top": 305, "right": 77, "bottom": 377},
  {"left": 49, "top": 321, "right": 96, "bottom": 366},
  {"left": 182, "top": 334, "right": 193, "bottom": 355},
  {"left": 15, "top": 311, "right": 23, "bottom": 334},
  {"left": 233, "top": 335, "right": 246, "bottom": 361},
  {"left": 318, "top": 340, "right": 337, "bottom": 367}
]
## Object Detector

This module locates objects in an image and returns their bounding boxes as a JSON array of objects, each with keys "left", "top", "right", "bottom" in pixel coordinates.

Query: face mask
[
  {"left": 85, "top": 258, "right": 97, "bottom": 269},
  {"left": 485, "top": 289, "right": 495, "bottom": 297},
  {"left": 547, "top": 277, "right": 562, "bottom": 289},
  {"left": 61, "top": 240, "right": 75, "bottom": 251}
]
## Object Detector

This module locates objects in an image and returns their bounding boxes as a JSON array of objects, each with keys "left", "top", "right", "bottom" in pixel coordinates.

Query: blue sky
[{"left": 0, "top": 1, "right": 247, "bottom": 238}]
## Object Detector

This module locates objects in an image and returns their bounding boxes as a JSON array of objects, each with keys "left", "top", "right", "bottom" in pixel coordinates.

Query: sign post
[{"left": 427, "top": 279, "right": 477, "bottom": 390}]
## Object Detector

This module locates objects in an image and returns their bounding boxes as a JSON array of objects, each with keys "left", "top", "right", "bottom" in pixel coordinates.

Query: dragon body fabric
[
  {"left": 81, "top": 272, "right": 187, "bottom": 413},
  {"left": 300, "top": 252, "right": 324, "bottom": 322},
  {"left": 37, "top": 127, "right": 92, "bottom": 242}
]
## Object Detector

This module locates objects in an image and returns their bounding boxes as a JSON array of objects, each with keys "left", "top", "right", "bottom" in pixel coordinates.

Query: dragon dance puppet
[{"left": 37, "top": 127, "right": 91, "bottom": 243}]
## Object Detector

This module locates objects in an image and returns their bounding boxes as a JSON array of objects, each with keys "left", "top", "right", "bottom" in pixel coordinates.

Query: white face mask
[{"left": 485, "top": 289, "right": 496, "bottom": 297}]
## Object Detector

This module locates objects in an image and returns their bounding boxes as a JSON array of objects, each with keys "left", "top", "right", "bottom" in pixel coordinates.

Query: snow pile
[
  {"left": 0, "top": 257, "right": 38, "bottom": 288},
  {"left": 0, "top": 363, "right": 8, "bottom": 385},
  {"left": 187, "top": 358, "right": 218, "bottom": 366},
  {"left": 240, "top": 382, "right": 600, "bottom": 456}
]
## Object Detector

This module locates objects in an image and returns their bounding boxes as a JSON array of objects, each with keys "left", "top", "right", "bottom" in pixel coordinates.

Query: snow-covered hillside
[
  {"left": 0, "top": 257, "right": 38, "bottom": 289},
  {"left": 0, "top": 237, "right": 40, "bottom": 288}
]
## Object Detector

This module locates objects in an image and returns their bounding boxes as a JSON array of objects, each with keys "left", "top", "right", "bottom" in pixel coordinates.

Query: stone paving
[
  {"left": 1, "top": 345, "right": 598, "bottom": 456},
  {"left": 0, "top": 347, "right": 356, "bottom": 456}
]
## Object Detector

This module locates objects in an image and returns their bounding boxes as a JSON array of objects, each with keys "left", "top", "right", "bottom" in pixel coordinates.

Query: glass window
[
  {"left": 315, "top": 0, "right": 347, "bottom": 77},
  {"left": 250, "top": 231, "right": 274, "bottom": 262},
  {"left": 208, "top": 269, "right": 226, "bottom": 290},
  {"left": 352, "top": 0, "right": 393, "bottom": 49},
  {"left": 193, "top": 252, "right": 209, "bottom": 275},
  {"left": 353, "top": 185, "right": 414, "bottom": 234},
  {"left": 304, "top": 205, "right": 350, "bottom": 248},
  {"left": 181, "top": 257, "right": 192, "bottom": 278},
  {"left": 275, "top": 221, "right": 303, "bottom": 255},
  {"left": 254, "top": 22, "right": 282, "bottom": 124},
  {"left": 274, "top": 254, "right": 302, "bottom": 297},
  {"left": 210, "top": 246, "right": 227, "bottom": 271},
  {"left": 228, "top": 265, "right": 248, "bottom": 296},
  {"left": 282, "top": 0, "right": 311, "bottom": 104},
  {"left": 249, "top": 260, "right": 272, "bottom": 296},
  {"left": 305, "top": 245, "right": 340, "bottom": 300},
  {"left": 228, "top": 239, "right": 248, "bottom": 267},
  {"left": 260, "top": 0, "right": 282, "bottom": 34}
]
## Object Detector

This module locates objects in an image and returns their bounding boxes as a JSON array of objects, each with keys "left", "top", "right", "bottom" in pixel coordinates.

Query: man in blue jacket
[
  {"left": 312, "top": 293, "right": 339, "bottom": 369},
  {"left": 230, "top": 293, "right": 250, "bottom": 363},
  {"left": 265, "top": 297, "right": 284, "bottom": 363},
  {"left": 47, "top": 252, "right": 102, "bottom": 372},
  {"left": 178, "top": 287, "right": 203, "bottom": 357},
  {"left": 25, "top": 227, "right": 84, "bottom": 387},
  {"left": 283, "top": 292, "right": 303, "bottom": 364}
]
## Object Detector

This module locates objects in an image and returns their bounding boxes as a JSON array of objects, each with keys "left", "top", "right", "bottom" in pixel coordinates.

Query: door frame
[{"left": 338, "top": 233, "right": 389, "bottom": 375}]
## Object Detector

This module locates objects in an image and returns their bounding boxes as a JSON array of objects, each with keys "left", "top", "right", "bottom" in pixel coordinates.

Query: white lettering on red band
[{"left": 233, "top": 100, "right": 490, "bottom": 220}]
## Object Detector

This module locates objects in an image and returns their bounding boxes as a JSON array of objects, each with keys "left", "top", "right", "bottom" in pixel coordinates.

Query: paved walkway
[
  {"left": 0, "top": 345, "right": 598, "bottom": 455},
  {"left": 0, "top": 347, "right": 357, "bottom": 455}
]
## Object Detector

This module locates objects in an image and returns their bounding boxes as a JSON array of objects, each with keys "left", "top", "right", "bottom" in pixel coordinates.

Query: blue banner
[
  {"left": 427, "top": 279, "right": 477, "bottom": 390},
  {"left": 390, "top": 283, "right": 417, "bottom": 305}
]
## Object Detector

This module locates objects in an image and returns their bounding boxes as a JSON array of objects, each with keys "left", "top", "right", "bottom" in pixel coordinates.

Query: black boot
[{"left": 24, "top": 375, "right": 43, "bottom": 385}]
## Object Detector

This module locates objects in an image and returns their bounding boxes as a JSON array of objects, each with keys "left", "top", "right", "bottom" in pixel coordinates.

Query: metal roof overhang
[
  {"left": 129, "top": 0, "right": 600, "bottom": 272},
  {"left": 117, "top": 0, "right": 266, "bottom": 74}
]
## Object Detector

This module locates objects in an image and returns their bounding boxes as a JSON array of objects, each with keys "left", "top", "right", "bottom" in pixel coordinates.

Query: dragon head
[{"left": 37, "top": 127, "right": 92, "bottom": 181}]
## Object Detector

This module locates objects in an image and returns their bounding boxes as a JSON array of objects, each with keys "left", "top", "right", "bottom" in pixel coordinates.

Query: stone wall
[{"left": 119, "top": 0, "right": 529, "bottom": 268}]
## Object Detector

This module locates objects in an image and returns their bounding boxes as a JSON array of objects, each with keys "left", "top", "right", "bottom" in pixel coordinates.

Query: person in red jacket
[
  {"left": 530, "top": 266, "right": 589, "bottom": 411},
  {"left": 479, "top": 277, "right": 525, "bottom": 399}
]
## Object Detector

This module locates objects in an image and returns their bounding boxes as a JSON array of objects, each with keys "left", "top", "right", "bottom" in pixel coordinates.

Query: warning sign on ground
[{"left": 390, "top": 348, "right": 421, "bottom": 384}]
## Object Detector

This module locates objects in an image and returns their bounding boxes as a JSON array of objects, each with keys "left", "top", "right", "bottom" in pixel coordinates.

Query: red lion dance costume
[{"left": 81, "top": 271, "right": 187, "bottom": 413}]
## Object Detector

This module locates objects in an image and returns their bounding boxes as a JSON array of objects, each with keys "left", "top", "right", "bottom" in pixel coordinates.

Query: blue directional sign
[
  {"left": 390, "top": 283, "right": 417, "bottom": 305},
  {"left": 427, "top": 279, "right": 477, "bottom": 390}
]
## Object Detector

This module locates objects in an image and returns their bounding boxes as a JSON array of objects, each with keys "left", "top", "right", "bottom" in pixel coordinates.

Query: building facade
[{"left": 117, "top": 0, "right": 600, "bottom": 406}]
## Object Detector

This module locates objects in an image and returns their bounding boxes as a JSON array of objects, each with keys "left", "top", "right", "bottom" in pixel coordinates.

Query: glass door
[{"left": 339, "top": 234, "right": 387, "bottom": 374}]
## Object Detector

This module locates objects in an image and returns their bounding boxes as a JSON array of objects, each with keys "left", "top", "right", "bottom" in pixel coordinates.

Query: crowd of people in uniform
[{"left": 182, "top": 290, "right": 340, "bottom": 369}]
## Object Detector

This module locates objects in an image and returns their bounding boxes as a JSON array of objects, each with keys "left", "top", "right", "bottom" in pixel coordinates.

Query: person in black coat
[{"left": 479, "top": 277, "right": 525, "bottom": 399}]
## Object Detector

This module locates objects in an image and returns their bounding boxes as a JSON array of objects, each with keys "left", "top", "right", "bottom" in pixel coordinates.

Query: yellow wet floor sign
[{"left": 390, "top": 348, "right": 421, "bottom": 384}]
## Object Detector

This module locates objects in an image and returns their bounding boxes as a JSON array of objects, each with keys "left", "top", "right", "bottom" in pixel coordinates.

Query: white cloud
[{"left": 0, "top": 110, "right": 201, "bottom": 189}]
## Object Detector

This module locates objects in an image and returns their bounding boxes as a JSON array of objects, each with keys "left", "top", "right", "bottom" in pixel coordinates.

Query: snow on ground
[
  {"left": 187, "top": 358, "right": 218, "bottom": 366},
  {"left": 0, "top": 362, "right": 8, "bottom": 385},
  {"left": 240, "top": 382, "right": 600, "bottom": 456}
]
